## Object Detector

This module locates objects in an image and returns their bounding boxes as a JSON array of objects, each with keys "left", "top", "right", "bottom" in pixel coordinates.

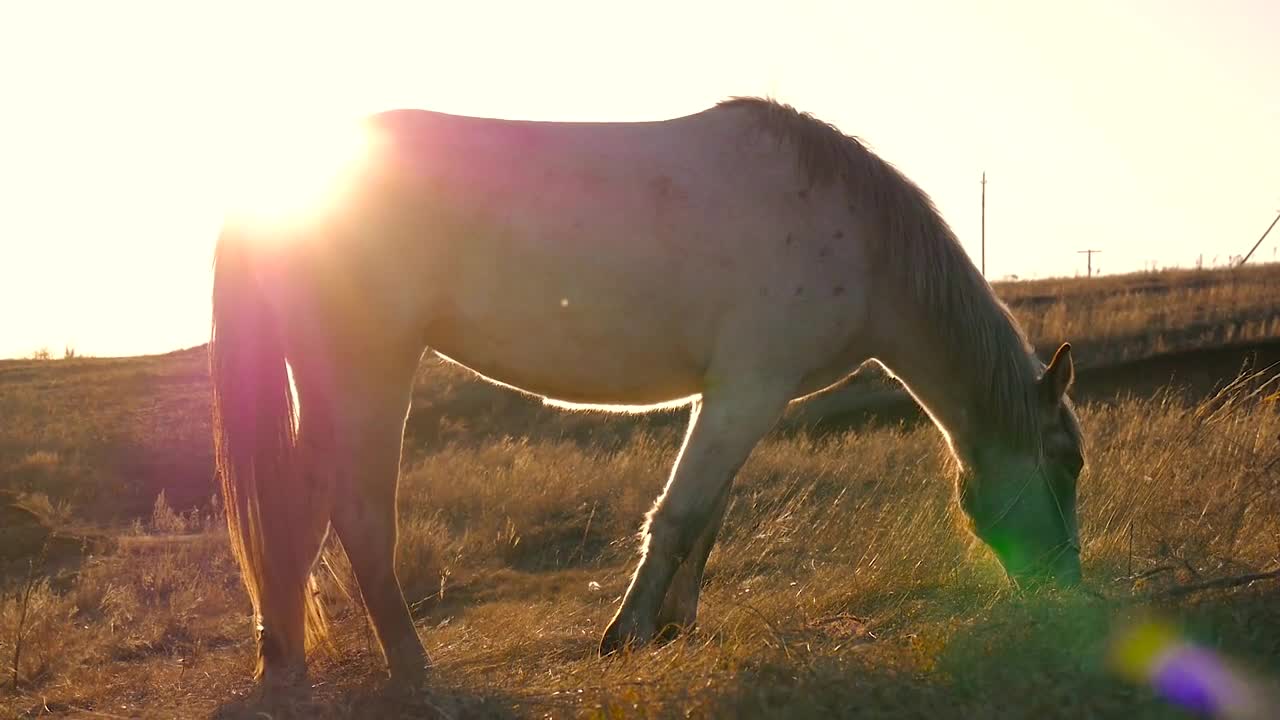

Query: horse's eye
[
  {"left": 1052, "top": 453, "right": 1083, "bottom": 480},
  {"left": 1067, "top": 452, "right": 1085, "bottom": 475}
]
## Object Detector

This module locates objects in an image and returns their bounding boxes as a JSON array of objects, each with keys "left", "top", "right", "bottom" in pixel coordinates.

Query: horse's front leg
[
  {"left": 600, "top": 377, "right": 792, "bottom": 655},
  {"left": 653, "top": 481, "right": 732, "bottom": 639}
]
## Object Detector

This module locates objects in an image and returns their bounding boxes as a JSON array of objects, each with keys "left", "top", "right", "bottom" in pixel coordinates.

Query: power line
[
  {"left": 980, "top": 171, "right": 987, "bottom": 277},
  {"left": 1238, "top": 209, "right": 1280, "bottom": 266},
  {"left": 1078, "top": 249, "right": 1102, "bottom": 277}
]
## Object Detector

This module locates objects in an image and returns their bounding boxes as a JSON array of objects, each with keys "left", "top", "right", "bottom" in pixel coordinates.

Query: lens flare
[
  {"left": 222, "top": 116, "right": 379, "bottom": 232},
  {"left": 1109, "top": 618, "right": 1273, "bottom": 719}
]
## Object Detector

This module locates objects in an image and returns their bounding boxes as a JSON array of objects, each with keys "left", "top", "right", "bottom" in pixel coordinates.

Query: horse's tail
[{"left": 210, "top": 227, "right": 328, "bottom": 677}]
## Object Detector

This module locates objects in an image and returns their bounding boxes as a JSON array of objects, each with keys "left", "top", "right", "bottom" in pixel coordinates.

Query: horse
[{"left": 210, "top": 97, "right": 1086, "bottom": 685}]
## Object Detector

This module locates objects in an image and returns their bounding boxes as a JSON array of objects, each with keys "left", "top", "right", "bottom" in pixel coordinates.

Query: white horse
[{"left": 210, "top": 97, "right": 1085, "bottom": 685}]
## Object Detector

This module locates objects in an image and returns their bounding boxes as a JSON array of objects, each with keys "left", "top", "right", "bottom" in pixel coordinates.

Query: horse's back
[{"left": 310, "top": 106, "right": 874, "bottom": 405}]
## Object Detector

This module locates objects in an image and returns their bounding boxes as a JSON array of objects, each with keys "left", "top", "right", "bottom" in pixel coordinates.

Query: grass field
[
  {"left": 2, "top": 264, "right": 1280, "bottom": 718},
  {"left": 1000, "top": 263, "right": 1280, "bottom": 366}
]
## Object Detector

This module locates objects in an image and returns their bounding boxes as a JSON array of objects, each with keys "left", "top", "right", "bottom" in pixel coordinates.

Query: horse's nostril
[
  {"left": 1055, "top": 567, "right": 1082, "bottom": 587},
  {"left": 1052, "top": 551, "right": 1083, "bottom": 587}
]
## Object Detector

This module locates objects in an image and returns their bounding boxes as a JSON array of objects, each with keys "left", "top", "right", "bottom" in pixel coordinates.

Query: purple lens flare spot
[{"left": 1151, "top": 646, "right": 1242, "bottom": 716}]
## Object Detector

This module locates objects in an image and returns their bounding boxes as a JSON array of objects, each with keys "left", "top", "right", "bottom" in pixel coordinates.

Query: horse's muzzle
[
  {"left": 1051, "top": 557, "right": 1082, "bottom": 588},
  {"left": 1011, "top": 548, "right": 1082, "bottom": 589}
]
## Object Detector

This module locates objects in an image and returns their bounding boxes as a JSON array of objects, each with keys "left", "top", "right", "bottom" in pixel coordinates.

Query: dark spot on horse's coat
[
  {"left": 832, "top": 230, "right": 844, "bottom": 239},
  {"left": 848, "top": 203, "right": 858, "bottom": 213},
  {"left": 832, "top": 286, "right": 846, "bottom": 296},
  {"left": 760, "top": 287, "right": 770, "bottom": 297},
  {"left": 795, "top": 286, "right": 804, "bottom": 296},
  {"left": 798, "top": 189, "right": 809, "bottom": 200},
  {"left": 580, "top": 170, "right": 608, "bottom": 192},
  {"left": 818, "top": 246, "right": 832, "bottom": 258},
  {"left": 649, "top": 175, "right": 689, "bottom": 210},
  {"left": 785, "top": 234, "right": 794, "bottom": 246}
]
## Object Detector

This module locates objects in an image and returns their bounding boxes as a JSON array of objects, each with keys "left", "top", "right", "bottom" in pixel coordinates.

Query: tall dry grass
[
  {"left": 997, "top": 264, "right": 1280, "bottom": 365},
  {"left": 3, "top": 371, "right": 1279, "bottom": 716}
]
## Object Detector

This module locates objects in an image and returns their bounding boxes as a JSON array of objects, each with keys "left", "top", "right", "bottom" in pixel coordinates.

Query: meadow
[{"left": 2, "top": 264, "right": 1279, "bottom": 718}]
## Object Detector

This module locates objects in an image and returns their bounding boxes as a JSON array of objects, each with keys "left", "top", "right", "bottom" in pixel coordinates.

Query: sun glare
[{"left": 221, "top": 116, "right": 378, "bottom": 230}]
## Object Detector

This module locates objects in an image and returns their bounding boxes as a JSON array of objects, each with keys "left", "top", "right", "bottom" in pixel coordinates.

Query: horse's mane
[{"left": 718, "top": 97, "right": 1040, "bottom": 449}]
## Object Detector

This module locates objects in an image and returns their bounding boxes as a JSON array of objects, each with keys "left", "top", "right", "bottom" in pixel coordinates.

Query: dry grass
[
  {"left": 3, "top": 369, "right": 1279, "bottom": 717},
  {"left": 997, "top": 263, "right": 1280, "bottom": 366},
  {"left": 0, "top": 349, "right": 213, "bottom": 522},
  {"left": 0, "top": 530, "right": 245, "bottom": 712},
  {"left": 2, "top": 263, "right": 1280, "bottom": 717}
]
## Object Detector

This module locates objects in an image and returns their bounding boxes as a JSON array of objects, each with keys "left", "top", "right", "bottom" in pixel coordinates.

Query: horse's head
[{"left": 958, "top": 342, "right": 1085, "bottom": 588}]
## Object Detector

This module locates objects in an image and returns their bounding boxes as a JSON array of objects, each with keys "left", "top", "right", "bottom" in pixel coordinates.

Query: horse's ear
[{"left": 1041, "top": 342, "right": 1074, "bottom": 404}]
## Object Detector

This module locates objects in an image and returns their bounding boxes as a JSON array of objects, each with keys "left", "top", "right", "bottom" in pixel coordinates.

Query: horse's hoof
[
  {"left": 387, "top": 652, "right": 433, "bottom": 691},
  {"left": 260, "top": 662, "right": 309, "bottom": 691},
  {"left": 653, "top": 620, "right": 690, "bottom": 645},
  {"left": 599, "top": 616, "right": 654, "bottom": 656},
  {"left": 386, "top": 673, "right": 431, "bottom": 701},
  {"left": 654, "top": 600, "right": 699, "bottom": 643},
  {"left": 237, "top": 667, "right": 312, "bottom": 716},
  {"left": 598, "top": 626, "right": 628, "bottom": 657},
  {"left": 388, "top": 669, "right": 430, "bottom": 694}
]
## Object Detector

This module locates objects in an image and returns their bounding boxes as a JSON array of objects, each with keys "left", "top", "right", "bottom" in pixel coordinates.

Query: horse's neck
[
  {"left": 871, "top": 285, "right": 1026, "bottom": 459},
  {"left": 881, "top": 343, "right": 975, "bottom": 454}
]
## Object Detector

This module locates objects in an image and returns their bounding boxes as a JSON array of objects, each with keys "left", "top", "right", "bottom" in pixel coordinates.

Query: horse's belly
[
  {"left": 432, "top": 335, "right": 705, "bottom": 406},
  {"left": 424, "top": 289, "right": 709, "bottom": 406}
]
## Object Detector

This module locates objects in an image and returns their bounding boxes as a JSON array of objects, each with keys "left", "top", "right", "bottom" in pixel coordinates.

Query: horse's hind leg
[
  {"left": 600, "top": 375, "right": 794, "bottom": 654},
  {"left": 326, "top": 361, "right": 430, "bottom": 684},
  {"left": 255, "top": 461, "right": 331, "bottom": 685}
]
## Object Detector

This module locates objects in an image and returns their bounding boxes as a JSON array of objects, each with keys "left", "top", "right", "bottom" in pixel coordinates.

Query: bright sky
[{"left": 1, "top": 0, "right": 1277, "bottom": 359}]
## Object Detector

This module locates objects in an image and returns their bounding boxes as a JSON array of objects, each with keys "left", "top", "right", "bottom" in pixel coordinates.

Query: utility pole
[
  {"left": 1238, "top": 209, "right": 1280, "bottom": 266},
  {"left": 980, "top": 171, "right": 987, "bottom": 276},
  {"left": 1078, "top": 249, "right": 1102, "bottom": 277}
]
